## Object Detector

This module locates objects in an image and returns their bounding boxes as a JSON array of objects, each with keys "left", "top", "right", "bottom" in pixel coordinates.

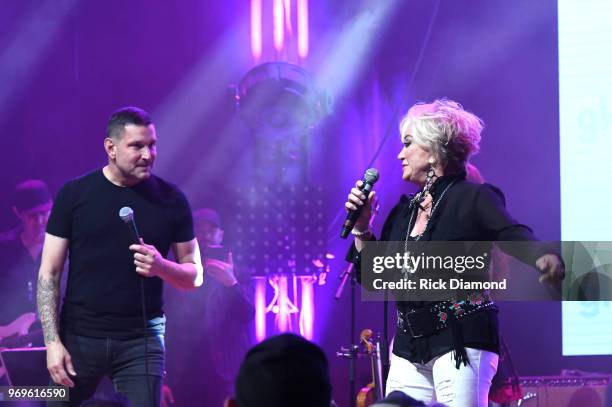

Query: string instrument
[
  {"left": 356, "top": 329, "right": 384, "bottom": 407},
  {"left": 0, "top": 312, "right": 38, "bottom": 379},
  {"left": 0, "top": 312, "right": 37, "bottom": 344}
]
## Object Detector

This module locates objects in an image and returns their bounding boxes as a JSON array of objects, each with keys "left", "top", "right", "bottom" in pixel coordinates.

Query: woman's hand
[
  {"left": 345, "top": 180, "right": 377, "bottom": 233},
  {"left": 536, "top": 254, "right": 565, "bottom": 284}
]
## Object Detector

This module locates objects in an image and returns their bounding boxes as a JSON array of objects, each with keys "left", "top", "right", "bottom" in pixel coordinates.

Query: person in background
[
  {"left": 0, "top": 180, "right": 52, "bottom": 352},
  {"left": 164, "top": 208, "right": 254, "bottom": 407}
]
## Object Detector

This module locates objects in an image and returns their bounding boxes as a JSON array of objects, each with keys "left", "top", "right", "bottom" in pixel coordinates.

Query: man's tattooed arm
[
  {"left": 36, "top": 234, "right": 68, "bottom": 345},
  {"left": 37, "top": 274, "right": 61, "bottom": 344}
]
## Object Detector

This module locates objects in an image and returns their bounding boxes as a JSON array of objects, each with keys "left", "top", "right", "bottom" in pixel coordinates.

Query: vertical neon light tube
[
  {"left": 251, "top": 0, "right": 262, "bottom": 61},
  {"left": 284, "top": 0, "right": 293, "bottom": 33},
  {"left": 277, "top": 275, "right": 289, "bottom": 332},
  {"left": 297, "top": 0, "right": 309, "bottom": 59},
  {"left": 273, "top": 0, "right": 285, "bottom": 52},
  {"left": 255, "top": 277, "right": 266, "bottom": 341},
  {"left": 300, "top": 277, "right": 314, "bottom": 340}
]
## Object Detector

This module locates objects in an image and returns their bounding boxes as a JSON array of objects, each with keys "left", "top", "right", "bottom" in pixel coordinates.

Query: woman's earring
[{"left": 423, "top": 164, "right": 436, "bottom": 195}]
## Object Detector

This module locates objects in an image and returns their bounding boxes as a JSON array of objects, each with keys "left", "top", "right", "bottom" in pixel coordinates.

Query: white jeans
[{"left": 385, "top": 348, "right": 498, "bottom": 407}]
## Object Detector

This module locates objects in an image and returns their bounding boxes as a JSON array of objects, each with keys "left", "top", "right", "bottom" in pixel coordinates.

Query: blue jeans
[{"left": 48, "top": 333, "right": 165, "bottom": 407}]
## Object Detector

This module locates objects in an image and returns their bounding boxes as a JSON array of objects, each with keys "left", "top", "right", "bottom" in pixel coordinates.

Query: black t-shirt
[{"left": 46, "top": 169, "right": 194, "bottom": 339}]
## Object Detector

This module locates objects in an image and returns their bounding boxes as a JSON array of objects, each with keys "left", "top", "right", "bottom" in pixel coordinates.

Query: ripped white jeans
[{"left": 385, "top": 348, "right": 498, "bottom": 407}]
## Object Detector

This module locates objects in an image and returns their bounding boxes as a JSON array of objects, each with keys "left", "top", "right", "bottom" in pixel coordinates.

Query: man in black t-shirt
[{"left": 37, "top": 107, "right": 203, "bottom": 407}]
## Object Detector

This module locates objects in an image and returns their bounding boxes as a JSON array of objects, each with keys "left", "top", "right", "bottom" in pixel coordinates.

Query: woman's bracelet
[{"left": 351, "top": 228, "right": 372, "bottom": 239}]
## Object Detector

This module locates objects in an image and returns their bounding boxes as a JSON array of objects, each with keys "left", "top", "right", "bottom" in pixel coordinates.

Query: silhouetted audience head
[{"left": 225, "top": 333, "right": 333, "bottom": 407}]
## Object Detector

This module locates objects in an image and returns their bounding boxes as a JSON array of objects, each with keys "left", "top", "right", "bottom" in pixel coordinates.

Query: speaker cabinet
[{"left": 510, "top": 376, "right": 612, "bottom": 407}]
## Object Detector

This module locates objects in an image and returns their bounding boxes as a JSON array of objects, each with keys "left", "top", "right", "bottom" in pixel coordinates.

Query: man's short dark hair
[
  {"left": 235, "top": 333, "right": 332, "bottom": 407},
  {"left": 106, "top": 106, "right": 152, "bottom": 139}
]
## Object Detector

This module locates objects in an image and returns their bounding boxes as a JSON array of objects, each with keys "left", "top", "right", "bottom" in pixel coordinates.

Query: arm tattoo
[{"left": 37, "top": 275, "right": 60, "bottom": 344}]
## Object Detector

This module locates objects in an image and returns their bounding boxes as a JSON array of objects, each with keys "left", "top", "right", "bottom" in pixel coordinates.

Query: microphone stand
[
  {"left": 335, "top": 200, "right": 381, "bottom": 407},
  {"left": 382, "top": 290, "right": 390, "bottom": 393}
]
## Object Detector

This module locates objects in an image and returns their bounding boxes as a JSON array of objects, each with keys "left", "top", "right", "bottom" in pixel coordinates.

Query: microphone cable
[
  {"left": 140, "top": 277, "right": 154, "bottom": 407},
  {"left": 120, "top": 206, "right": 155, "bottom": 406}
]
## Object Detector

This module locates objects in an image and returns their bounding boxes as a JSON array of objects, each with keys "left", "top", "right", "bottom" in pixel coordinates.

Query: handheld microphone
[
  {"left": 340, "top": 168, "right": 379, "bottom": 239},
  {"left": 119, "top": 206, "right": 141, "bottom": 244}
]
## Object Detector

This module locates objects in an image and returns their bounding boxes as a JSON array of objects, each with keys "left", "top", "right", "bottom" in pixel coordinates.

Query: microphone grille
[
  {"left": 119, "top": 206, "right": 134, "bottom": 223},
  {"left": 364, "top": 168, "right": 379, "bottom": 183}
]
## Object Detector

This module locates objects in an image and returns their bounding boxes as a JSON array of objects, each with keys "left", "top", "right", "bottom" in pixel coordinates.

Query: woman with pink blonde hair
[{"left": 345, "top": 99, "right": 564, "bottom": 406}]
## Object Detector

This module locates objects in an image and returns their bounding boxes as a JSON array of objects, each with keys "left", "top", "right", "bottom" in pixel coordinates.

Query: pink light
[
  {"left": 255, "top": 277, "right": 266, "bottom": 341},
  {"left": 297, "top": 0, "right": 309, "bottom": 59},
  {"left": 300, "top": 277, "right": 314, "bottom": 340},
  {"left": 277, "top": 275, "right": 290, "bottom": 332},
  {"left": 284, "top": 0, "right": 293, "bottom": 34},
  {"left": 273, "top": 0, "right": 285, "bottom": 52},
  {"left": 251, "top": 0, "right": 262, "bottom": 61}
]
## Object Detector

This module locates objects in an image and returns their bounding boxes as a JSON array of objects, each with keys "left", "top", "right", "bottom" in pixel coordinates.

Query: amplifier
[{"left": 510, "top": 376, "right": 612, "bottom": 407}]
